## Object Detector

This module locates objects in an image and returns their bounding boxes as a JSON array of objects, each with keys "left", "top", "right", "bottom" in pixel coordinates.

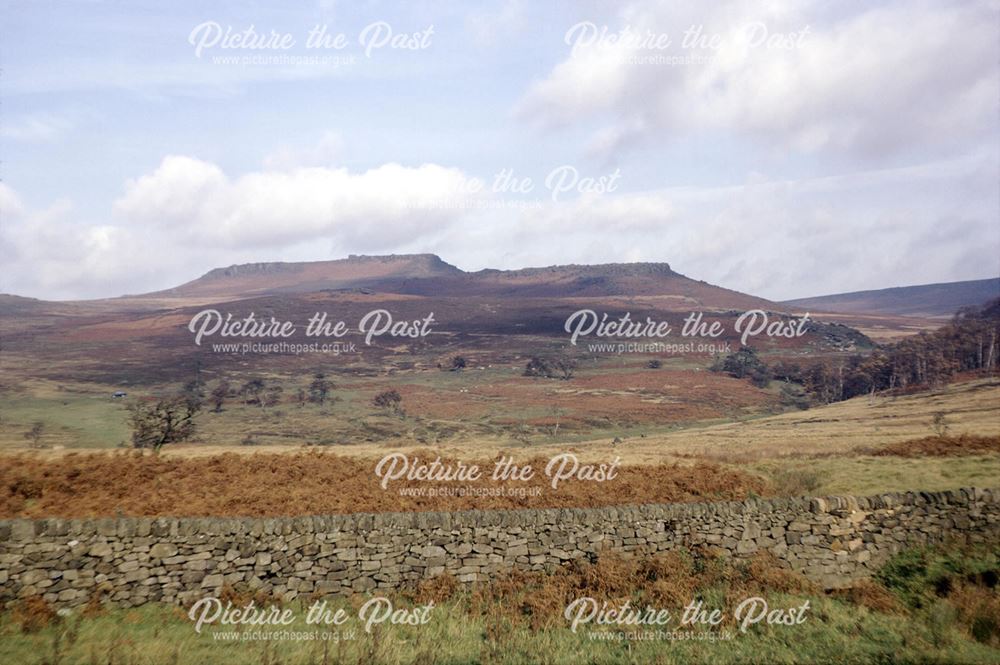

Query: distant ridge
[
  {"left": 782, "top": 277, "right": 1000, "bottom": 318},
  {"left": 157, "top": 254, "right": 463, "bottom": 298},
  {"left": 138, "top": 254, "right": 777, "bottom": 310}
]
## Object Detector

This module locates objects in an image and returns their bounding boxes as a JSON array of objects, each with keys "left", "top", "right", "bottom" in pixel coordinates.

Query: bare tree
[
  {"left": 931, "top": 412, "right": 950, "bottom": 437},
  {"left": 23, "top": 421, "right": 45, "bottom": 449},
  {"left": 128, "top": 396, "right": 200, "bottom": 452},
  {"left": 181, "top": 378, "right": 206, "bottom": 410},
  {"left": 240, "top": 378, "right": 265, "bottom": 406},
  {"left": 264, "top": 385, "right": 284, "bottom": 408},
  {"left": 209, "top": 380, "right": 230, "bottom": 413},
  {"left": 308, "top": 372, "right": 333, "bottom": 405}
]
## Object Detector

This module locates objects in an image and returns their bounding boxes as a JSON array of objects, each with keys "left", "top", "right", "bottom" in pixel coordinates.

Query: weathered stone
[
  {"left": 201, "top": 574, "right": 224, "bottom": 588},
  {"left": 149, "top": 543, "right": 178, "bottom": 559}
]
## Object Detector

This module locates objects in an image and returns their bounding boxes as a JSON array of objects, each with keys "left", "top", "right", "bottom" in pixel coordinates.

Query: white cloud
[
  {"left": 2, "top": 149, "right": 996, "bottom": 301},
  {"left": 427, "top": 150, "right": 999, "bottom": 299},
  {"left": 518, "top": 0, "right": 999, "bottom": 162},
  {"left": 112, "top": 155, "right": 475, "bottom": 251},
  {"left": 0, "top": 188, "right": 149, "bottom": 299}
]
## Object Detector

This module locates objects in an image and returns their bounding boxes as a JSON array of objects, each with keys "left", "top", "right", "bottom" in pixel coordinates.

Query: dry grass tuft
[
  {"left": 831, "top": 578, "right": 906, "bottom": 614},
  {"left": 949, "top": 581, "right": 1000, "bottom": 647},
  {"left": 11, "top": 596, "right": 58, "bottom": 633}
]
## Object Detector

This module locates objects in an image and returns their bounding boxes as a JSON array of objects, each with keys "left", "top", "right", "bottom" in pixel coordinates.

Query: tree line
[
  {"left": 713, "top": 297, "right": 1000, "bottom": 406},
  {"left": 126, "top": 371, "right": 405, "bottom": 452}
]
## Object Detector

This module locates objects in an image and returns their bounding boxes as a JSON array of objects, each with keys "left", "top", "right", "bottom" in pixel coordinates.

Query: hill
[
  {"left": 138, "top": 254, "right": 777, "bottom": 311},
  {"left": 149, "top": 253, "right": 464, "bottom": 299},
  {"left": 782, "top": 277, "right": 1000, "bottom": 318}
]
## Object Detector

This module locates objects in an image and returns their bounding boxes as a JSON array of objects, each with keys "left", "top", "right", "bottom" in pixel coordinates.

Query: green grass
[
  {"left": 2, "top": 591, "right": 997, "bottom": 665},
  {"left": 0, "top": 393, "right": 130, "bottom": 449}
]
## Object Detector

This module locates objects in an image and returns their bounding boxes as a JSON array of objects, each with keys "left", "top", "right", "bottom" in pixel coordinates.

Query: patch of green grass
[
  {"left": 0, "top": 393, "right": 130, "bottom": 449},
  {"left": 2, "top": 591, "right": 998, "bottom": 665},
  {"left": 876, "top": 545, "right": 999, "bottom": 610}
]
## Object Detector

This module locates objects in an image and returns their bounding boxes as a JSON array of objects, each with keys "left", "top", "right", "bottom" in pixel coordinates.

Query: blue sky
[{"left": 1, "top": 0, "right": 998, "bottom": 300}]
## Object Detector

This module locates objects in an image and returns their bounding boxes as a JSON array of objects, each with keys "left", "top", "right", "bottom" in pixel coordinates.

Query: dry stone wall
[{"left": 1, "top": 487, "right": 997, "bottom": 608}]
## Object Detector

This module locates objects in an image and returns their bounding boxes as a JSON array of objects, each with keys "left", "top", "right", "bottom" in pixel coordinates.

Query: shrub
[
  {"left": 712, "top": 346, "right": 766, "bottom": 380},
  {"left": 749, "top": 364, "right": 772, "bottom": 388},
  {"left": 524, "top": 356, "right": 576, "bottom": 379},
  {"left": 373, "top": 389, "right": 402, "bottom": 412},
  {"left": 523, "top": 356, "right": 552, "bottom": 378},
  {"left": 779, "top": 382, "right": 810, "bottom": 409}
]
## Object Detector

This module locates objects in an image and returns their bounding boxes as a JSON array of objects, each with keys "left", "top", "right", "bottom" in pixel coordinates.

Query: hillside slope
[{"left": 783, "top": 278, "right": 999, "bottom": 318}]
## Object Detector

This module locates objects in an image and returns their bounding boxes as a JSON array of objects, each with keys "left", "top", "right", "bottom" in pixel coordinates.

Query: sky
[{"left": 1, "top": 0, "right": 998, "bottom": 301}]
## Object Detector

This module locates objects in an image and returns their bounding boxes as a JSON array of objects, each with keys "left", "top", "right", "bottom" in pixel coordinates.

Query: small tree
[
  {"left": 264, "top": 385, "right": 284, "bottom": 408},
  {"left": 749, "top": 364, "right": 772, "bottom": 388},
  {"left": 931, "top": 412, "right": 950, "bottom": 437},
  {"left": 209, "top": 380, "right": 230, "bottom": 413},
  {"left": 450, "top": 356, "right": 467, "bottom": 371},
  {"left": 308, "top": 372, "right": 333, "bottom": 405},
  {"left": 373, "top": 389, "right": 402, "bottom": 413},
  {"left": 646, "top": 359, "right": 662, "bottom": 369},
  {"left": 23, "top": 421, "right": 45, "bottom": 449},
  {"left": 181, "top": 378, "right": 206, "bottom": 409},
  {"left": 240, "top": 378, "right": 265, "bottom": 406},
  {"left": 718, "top": 347, "right": 764, "bottom": 379},
  {"left": 128, "top": 396, "right": 200, "bottom": 452}
]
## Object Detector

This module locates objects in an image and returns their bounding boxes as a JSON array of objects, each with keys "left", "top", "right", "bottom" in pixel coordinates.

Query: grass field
[
  {"left": 3, "top": 378, "right": 997, "bottom": 514},
  {"left": 749, "top": 454, "right": 1000, "bottom": 497},
  {"left": 0, "top": 387, "right": 131, "bottom": 450}
]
